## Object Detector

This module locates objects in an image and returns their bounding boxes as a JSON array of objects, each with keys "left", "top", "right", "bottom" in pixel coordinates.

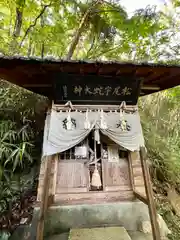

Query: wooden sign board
[{"left": 54, "top": 74, "right": 141, "bottom": 105}]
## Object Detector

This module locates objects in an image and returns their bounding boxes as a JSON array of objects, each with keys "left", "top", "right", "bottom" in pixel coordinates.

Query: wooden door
[
  {"left": 103, "top": 158, "right": 131, "bottom": 191},
  {"left": 56, "top": 160, "right": 89, "bottom": 193}
]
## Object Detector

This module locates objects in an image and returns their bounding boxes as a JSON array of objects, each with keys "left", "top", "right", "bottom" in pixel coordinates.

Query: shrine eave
[{"left": 0, "top": 56, "right": 179, "bottom": 98}]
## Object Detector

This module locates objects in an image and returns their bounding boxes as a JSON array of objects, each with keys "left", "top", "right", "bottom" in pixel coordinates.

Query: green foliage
[
  {"left": 158, "top": 201, "right": 180, "bottom": 240},
  {"left": 172, "top": 0, "right": 180, "bottom": 7},
  {"left": 0, "top": 0, "right": 173, "bottom": 60},
  {"left": 139, "top": 89, "right": 180, "bottom": 239},
  {"left": 140, "top": 90, "right": 180, "bottom": 185},
  {"left": 0, "top": 81, "right": 47, "bottom": 173},
  {"left": 0, "top": 231, "right": 10, "bottom": 240},
  {"left": 0, "top": 120, "right": 33, "bottom": 173},
  {"left": 0, "top": 81, "right": 47, "bottom": 232}
]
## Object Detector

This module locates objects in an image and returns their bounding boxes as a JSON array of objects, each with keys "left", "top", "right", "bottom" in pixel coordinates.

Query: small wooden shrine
[{"left": 0, "top": 56, "right": 180, "bottom": 240}]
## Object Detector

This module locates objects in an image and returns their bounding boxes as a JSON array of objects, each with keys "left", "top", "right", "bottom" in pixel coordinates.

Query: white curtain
[
  {"left": 43, "top": 110, "right": 97, "bottom": 156},
  {"left": 99, "top": 112, "right": 144, "bottom": 151},
  {"left": 42, "top": 109, "right": 144, "bottom": 157}
]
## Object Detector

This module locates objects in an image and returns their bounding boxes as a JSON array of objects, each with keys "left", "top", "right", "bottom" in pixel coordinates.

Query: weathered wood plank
[
  {"left": 104, "top": 160, "right": 130, "bottom": 187},
  {"left": 130, "top": 151, "right": 141, "bottom": 166},
  {"left": 135, "top": 186, "right": 146, "bottom": 196},
  {"left": 36, "top": 156, "right": 52, "bottom": 240},
  {"left": 37, "top": 158, "right": 55, "bottom": 202},
  {"left": 134, "top": 190, "right": 148, "bottom": 205},
  {"left": 52, "top": 155, "right": 58, "bottom": 196},
  {"left": 129, "top": 151, "right": 146, "bottom": 198},
  {"left": 140, "top": 147, "right": 161, "bottom": 240},
  {"left": 134, "top": 176, "right": 145, "bottom": 186},
  {"left": 105, "top": 185, "right": 131, "bottom": 191},
  {"left": 56, "top": 161, "right": 88, "bottom": 193},
  {"left": 128, "top": 153, "right": 135, "bottom": 191},
  {"left": 132, "top": 166, "right": 144, "bottom": 176},
  {"left": 54, "top": 190, "right": 135, "bottom": 205}
]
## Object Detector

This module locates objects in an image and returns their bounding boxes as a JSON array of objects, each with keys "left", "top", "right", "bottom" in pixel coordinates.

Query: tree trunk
[
  {"left": 10, "top": 1, "right": 25, "bottom": 54},
  {"left": 13, "top": 8, "right": 23, "bottom": 37},
  {"left": 66, "top": 10, "right": 90, "bottom": 60},
  {"left": 27, "top": 37, "right": 32, "bottom": 57},
  {"left": 41, "top": 14, "right": 45, "bottom": 59},
  {"left": 66, "top": 0, "right": 101, "bottom": 60},
  {"left": 41, "top": 43, "right": 45, "bottom": 59}
]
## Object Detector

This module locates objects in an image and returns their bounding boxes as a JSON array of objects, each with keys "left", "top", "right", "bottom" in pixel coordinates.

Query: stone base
[{"left": 31, "top": 201, "right": 150, "bottom": 237}]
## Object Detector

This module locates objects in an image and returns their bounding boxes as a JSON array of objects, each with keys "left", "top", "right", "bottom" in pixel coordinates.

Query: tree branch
[
  {"left": 13, "top": 0, "right": 26, "bottom": 38},
  {"left": 19, "top": 3, "right": 51, "bottom": 48},
  {"left": 86, "top": 35, "right": 96, "bottom": 57}
]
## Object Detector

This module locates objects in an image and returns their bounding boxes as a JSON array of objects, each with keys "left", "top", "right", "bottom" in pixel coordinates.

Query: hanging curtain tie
[
  {"left": 120, "top": 108, "right": 123, "bottom": 118},
  {"left": 119, "top": 102, "right": 127, "bottom": 131},
  {"left": 91, "top": 130, "right": 102, "bottom": 188},
  {"left": 65, "top": 101, "right": 74, "bottom": 110},
  {"left": 66, "top": 110, "right": 73, "bottom": 130},
  {"left": 120, "top": 101, "right": 126, "bottom": 111},
  {"left": 100, "top": 109, "right": 107, "bottom": 129},
  {"left": 84, "top": 109, "right": 91, "bottom": 129},
  {"left": 94, "top": 128, "right": 100, "bottom": 144}
]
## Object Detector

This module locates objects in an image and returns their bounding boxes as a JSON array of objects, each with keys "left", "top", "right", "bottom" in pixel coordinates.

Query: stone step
[
  {"left": 68, "top": 227, "right": 131, "bottom": 240},
  {"left": 44, "top": 230, "right": 169, "bottom": 240},
  {"left": 128, "top": 231, "right": 168, "bottom": 240},
  {"left": 128, "top": 231, "right": 153, "bottom": 240}
]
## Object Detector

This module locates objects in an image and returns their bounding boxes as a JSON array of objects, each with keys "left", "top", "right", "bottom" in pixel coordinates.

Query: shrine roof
[{"left": 0, "top": 56, "right": 179, "bottom": 97}]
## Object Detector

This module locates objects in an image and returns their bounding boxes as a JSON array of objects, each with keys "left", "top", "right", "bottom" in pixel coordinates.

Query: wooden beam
[
  {"left": 52, "top": 155, "right": 58, "bottom": 196},
  {"left": 128, "top": 153, "right": 135, "bottom": 191},
  {"left": 144, "top": 72, "right": 168, "bottom": 84},
  {"left": 150, "top": 70, "right": 180, "bottom": 84},
  {"left": 52, "top": 104, "right": 138, "bottom": 113},
  {"left": 140, "top": 147, "right": 161, "bottom": 240},
  {"left": 141, "top": 85, "right": 160, "bottom": 90},
  {"left": 36, "top": 156, "right": 52, "bottom": 240},
  {"left": 23, "top": 84, "right": 51, "bottom": 87},
  {"left": 134, "top": 190, "right": 148, "bottom": 205},
  {"left": 46, "top": 155, "right": 59, "bottom": 206}
]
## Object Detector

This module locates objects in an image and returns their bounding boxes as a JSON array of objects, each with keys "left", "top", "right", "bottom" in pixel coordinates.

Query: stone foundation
[{"left": 31, "top": 201, "right": 150, "bottom": 237}]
